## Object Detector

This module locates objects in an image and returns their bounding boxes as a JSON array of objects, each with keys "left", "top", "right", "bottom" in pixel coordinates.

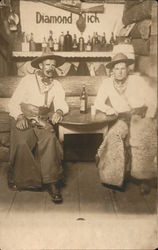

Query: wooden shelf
[{"left": 12, "top": 51, "right": 114, "bottom": 58}]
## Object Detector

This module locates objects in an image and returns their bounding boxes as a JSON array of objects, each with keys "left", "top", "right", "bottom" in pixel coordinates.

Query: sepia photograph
[{"left": 0, "top": 0, "right": 157, "bottom": 249}]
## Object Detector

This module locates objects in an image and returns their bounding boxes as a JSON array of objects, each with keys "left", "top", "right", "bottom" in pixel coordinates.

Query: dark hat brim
[
  {"left": 31, "top": 54, "right": 65, "bottom": 69},
  {"left": 106, "top": 58, "right": 135, "bottom": 69}
]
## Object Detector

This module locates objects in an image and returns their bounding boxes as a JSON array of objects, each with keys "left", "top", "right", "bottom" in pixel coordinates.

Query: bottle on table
[
  {"left": 48, "top": 30, "right": 54, "bottom": 51},
  {"left": 64, "top": 31, "right": 72, "bottom": 51},
  {"left": 59, "top": 32, "right": 64, "bottom": 51},
  {"left": 72, "top": 34, "right": 78, "bottom": 51},
  {"left": 79, "top": 34, "right": 84, "bottom": 52},
  {"left": 29, "top": 33, "right": 36, "bottom": 51},
  {"left": 42, "top": 37, "right": 47, "bottom": 52},
  {"left": 80, "top": 84, "right": 88, "bottom": 114}
]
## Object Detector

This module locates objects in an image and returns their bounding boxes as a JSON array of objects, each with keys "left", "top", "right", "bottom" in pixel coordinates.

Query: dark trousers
[{"left": 9, "top": 118, "right": 63, "bottom": 189}]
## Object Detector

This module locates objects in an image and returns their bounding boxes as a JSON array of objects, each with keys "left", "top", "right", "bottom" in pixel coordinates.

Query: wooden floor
[{"left": 0, "top": 162, "right": 157, "bottom": 250}]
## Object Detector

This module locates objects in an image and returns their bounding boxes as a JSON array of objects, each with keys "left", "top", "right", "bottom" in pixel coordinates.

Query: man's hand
[
  {"left": 16, "top": 114, "right": 29, "bottom": 130},
  {"left": 51, "top": 110, "right": 63, "bottom": 125},
  {"left": 105, "top": 107, "right": 117, "bottom": 116}
]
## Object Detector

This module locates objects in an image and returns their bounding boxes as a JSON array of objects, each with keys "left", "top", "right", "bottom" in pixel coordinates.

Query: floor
[{"left": 0, "top": 162, "right": 157, "bottom": 250}]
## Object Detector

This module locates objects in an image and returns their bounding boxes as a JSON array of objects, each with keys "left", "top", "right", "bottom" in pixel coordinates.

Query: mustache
[
  {"left": 45, "top": 68, "right": 58, "bottom": 77},
  {"left": 46, "top": 69, "right": 55, "bottom": 74}
]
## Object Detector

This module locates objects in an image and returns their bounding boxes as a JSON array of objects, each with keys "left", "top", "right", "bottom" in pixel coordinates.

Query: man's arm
[
  {"left": 143, "top": 79, "right": 157, "bottom": 118},
  {"left": 8, "top": 76, "right": 28, "bottom": 120},
  {"left": 94, "top": 83, "right": 116, "bottom": 115},
  {"left": 51, "top": 81, "right": 69, "bottom": 124},
  {"left": 8, "top": 76, "right": 30, "bottom": 130}
]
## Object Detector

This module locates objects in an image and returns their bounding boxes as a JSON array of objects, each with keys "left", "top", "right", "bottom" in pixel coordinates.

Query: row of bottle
[
  {"left": 26, "top": 31, "right": 116, "bottom": 52},
  {"left": 46, "top": 31, "right": 115, "bottom": 52}
]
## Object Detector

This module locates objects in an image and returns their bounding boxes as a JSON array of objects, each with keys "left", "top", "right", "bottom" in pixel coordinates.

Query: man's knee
[
  {"left": 11, "top": 128, "right": 36, "bottom": 149},
  {"left": 109, "top": 120, "right": 128, "bottom": 139},
  {"left": 40, "top": 130, "right": 57, "bottom": 144}
]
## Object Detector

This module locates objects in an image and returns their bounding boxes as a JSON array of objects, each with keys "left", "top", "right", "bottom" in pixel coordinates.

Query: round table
[{"left": 58, "top": 108, "right": 118, "bottom": 141}]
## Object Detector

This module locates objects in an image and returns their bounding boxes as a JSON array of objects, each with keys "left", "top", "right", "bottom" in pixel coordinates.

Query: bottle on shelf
[
  {"left": 48, "top": 30, "right": 54, "bottom": 51},
  {"left": 79, "top": 34, "right": 84, "bottom": 52},
  {"left": 22, "top": 32, "right": 29, "bottom": 52},
  {"left": 86, "top": 35, "right": 92, "bottom": 52},
  {"left": 59, "top": 32, "right": 64, "bottom": 51},
  {"left": 101, "top": 32, "right": 107, "bottom": 45},
  {"left": 29, "top": 33, "right": 36, "bottom": 51},
  {"left": 110, "top": 32, "right": 115, "bottom": 45},
  {"left": 54, "top": 38, "right": 59, "bottom": 51},
  {"left": 80, "top": 84, "right": 88, "bottom": 114},
  {"left": 92, "top": 32, "right": 96, "bottom": 51},
  {"left": 72, "top": 34, "right": 78, "bottom": 51},
  {"left": 95, "top": 32, "right": 100, "bottom": 44},
  {"left": 64, "top": 31, "right": 72, "bottom": 51},
  {"left": 42, "top": 37, "right": 48, "bottom": 52}
]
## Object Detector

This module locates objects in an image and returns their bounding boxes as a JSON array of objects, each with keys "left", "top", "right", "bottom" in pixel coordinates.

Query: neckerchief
[
  {"left": 35, "top": 70, "right": 54, "bottom": 94},
  {"left": 113, "top": 77, "right": 132, "bottom": 110},
  {"left": 113, "top": 78, "right": 128, "bottom": 95}
]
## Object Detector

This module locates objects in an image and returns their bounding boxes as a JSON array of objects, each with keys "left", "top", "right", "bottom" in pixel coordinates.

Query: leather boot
[{"left": 48, "top": 183, "right": 63, "bottom": 204}]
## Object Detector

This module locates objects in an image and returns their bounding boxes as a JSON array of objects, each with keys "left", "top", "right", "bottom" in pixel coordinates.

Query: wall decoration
[{"left": 20, "top": 1, "right": 124, "bottom": 43}]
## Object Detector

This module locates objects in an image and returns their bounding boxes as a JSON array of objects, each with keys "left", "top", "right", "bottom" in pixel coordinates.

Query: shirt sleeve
[
  {"left": 8, "top": 76, "right": 29, "bottom": 120},
  {"left": 53, "top": 81, "right": 69, "bottom": 115},
  {"left": 94, "top": 81, "right": 112, "bottom": 113},
  {"left": 141, "top": 78, "right": 157, "bottom": 118}
]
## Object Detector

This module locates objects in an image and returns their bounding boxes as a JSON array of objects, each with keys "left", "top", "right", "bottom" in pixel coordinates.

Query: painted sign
[{"left": 20, "top": 1, "right": 124, "bottom": 43}]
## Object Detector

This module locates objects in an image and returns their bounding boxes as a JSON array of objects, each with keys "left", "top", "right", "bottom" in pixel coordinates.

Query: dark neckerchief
[
  {"left": 35, "top": 70, "right": 54, "bottom": 94},
  {"left": 37, "top": 70, "right": 53, "bottom": 85}
]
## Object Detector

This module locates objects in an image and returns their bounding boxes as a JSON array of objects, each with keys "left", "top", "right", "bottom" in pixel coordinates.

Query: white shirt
[
  {"left": 8, "top": 74, "right": 69, "bottom": 119},
  {"left": 94, "top": 74, "right": 157, "bottom": 118}
]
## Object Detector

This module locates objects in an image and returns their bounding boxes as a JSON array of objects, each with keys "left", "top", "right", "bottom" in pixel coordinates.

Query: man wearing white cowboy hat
[
  {"left": 8, "top": 51, "right": 69, "bottom": 203},
  {"left": 94, "top": 52, "right": 157, "bottom": 195}
]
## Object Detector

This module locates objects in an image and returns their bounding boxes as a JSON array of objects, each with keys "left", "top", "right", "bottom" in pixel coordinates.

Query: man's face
[
  {"left": 112, "top": 62, "right": 128, "bottom": 82},
  {"left": 42, "top": 59, "right": 57, "bottom": 79}
]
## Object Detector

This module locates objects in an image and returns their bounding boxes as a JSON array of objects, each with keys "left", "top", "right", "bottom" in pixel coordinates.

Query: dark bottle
[
  {"left": 48, "top": 30, "right": 54, "bottom": 51},
  {"left": 64, "top": 31, "right": 72, "bottom": 51},
  {"left": 80, "top": 84, "right": 88, "bottom": 114},
  {"left": 29, "top": 33, "right": 36, "bottom": 51},
  {"left": 110, "top": 32, "right": 115, "bottom": 45},
  {"left": 101, "top": 32, "right": 107, "bottom": 44},
  {"left": 59, "top": 32, "right": 64, "bottom": 51},
  {"left": 72, "top": 34, "right": 78, "bottom": 51},
  {"left": 95, "top": 32, "right": 100, "bottom": 44},
  {"left": 79, "top": 34, "right": 84, "bottom": 52},
  {"left": 86, "top": 35, "right": 92, "bottom": 51}
]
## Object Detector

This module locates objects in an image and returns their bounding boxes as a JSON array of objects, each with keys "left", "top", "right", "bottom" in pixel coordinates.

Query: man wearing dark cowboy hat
[
  {"left": 94, "top": 53, "right": 157, "bottom": 195},
  {"left": 8, "top": 52, "right": 69, "bottom": 203}
]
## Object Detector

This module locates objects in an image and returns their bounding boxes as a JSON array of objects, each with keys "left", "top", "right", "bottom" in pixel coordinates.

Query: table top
[{"left": 60, "top": 108, "right": 117, "bottom": 127}]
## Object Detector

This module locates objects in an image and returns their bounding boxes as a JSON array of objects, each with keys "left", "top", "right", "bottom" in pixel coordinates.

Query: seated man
[
  {"left": 8, "top": 52, "right": 69, "bottom": 204},
  {"left": 94, "top": 53, "right": 157, "bottom": 195}
]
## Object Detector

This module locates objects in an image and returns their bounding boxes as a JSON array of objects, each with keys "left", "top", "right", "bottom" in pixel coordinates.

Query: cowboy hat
[
  {"left": 31, "top": 49, "right": 65, "bottom": 69},
  {"left": 106, "top": 53, "right": 134, "bottom": 69}
]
